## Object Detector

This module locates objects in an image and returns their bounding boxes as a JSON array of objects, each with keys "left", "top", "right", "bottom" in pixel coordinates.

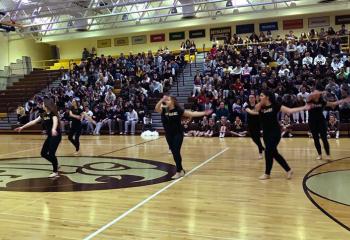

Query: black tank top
[
  {"left": 308, "top": 97, "right": 327, "bottom": 123},
  {"left": 259, "top": 103, "right": 281, "bottom": 134},
  {"left": 245, "top": 103, "right": 260, "bottom": 129},
  {"left": 161, "top": 105, "right": 184, "bottom": 135},
  {"left": 41, "top": 112, "right": 61, "bottom": 136},
  {"left": 70, "top": 107, "right": 83, "bottom": 126}
]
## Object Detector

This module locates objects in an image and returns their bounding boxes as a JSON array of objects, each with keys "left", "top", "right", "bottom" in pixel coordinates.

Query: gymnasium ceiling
[{"left": 0, "top": 0, "right": 349, "bottom": 42}]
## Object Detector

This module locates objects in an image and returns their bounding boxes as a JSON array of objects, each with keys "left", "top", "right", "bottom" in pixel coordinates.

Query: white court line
[
  {"left": 0, "top": 147, "right": 40, "bottom": 158},
  {"left": 83, "top": 147, "right": 230, "bottom": 240}
]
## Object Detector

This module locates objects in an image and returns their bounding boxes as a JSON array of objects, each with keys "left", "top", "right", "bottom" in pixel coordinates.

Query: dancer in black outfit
[
  {"left": 244, "top": 94, "right": 265, "bottom": 159},
  {"left": 155, "top": 95, "right": 212, "bottom": 179},
  {"left": 15, "top": 98, "right": 62, "bottom": 178},
  {"left": 69, "top": 99, "right": 83, "bottom": 155},
  {"left": 307, "top": 88, "right": 350, "bottom": 160},
  {"left": 246, "top": 90, "right": 310, "bottom": 180},
  {"left": 69, "top": 99, "right": 95, "bottom": 155}
]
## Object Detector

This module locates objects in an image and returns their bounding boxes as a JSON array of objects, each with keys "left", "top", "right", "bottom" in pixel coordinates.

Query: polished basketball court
[{"left": 0, "top": 135, "right": 349, "bottom": 239}]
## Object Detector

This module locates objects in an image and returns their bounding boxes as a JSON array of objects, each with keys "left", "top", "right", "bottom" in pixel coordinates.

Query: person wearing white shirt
[
  {"left": 124, "top": 107, "right": 139, "bottom": 135},
  {"left": 331, "top": 57, "right": 344, "bottom": 72},
  {"left": 231, "top": 65, "right": 243, "bottom": 75},
  {"left": 302, "top": 52, "right": 313, "bottom": 66},
  {"left": 82, "top": 106, "right": 94, "bottom": 134},
  {"left": 286, "top": 42, "right": 297, "bottom": 58},
  {"left": 276, "top": 55, "right": 289, "bottom": 66},
  {"left": 278, "top": 65, "right": 290, "bottom": 77},
  {"left": 313, "top": 54, "right": 326, "bottom": 65},
  {"left": 297, "top": 87, "right": 310, "bottom": 123},
  {"left": 296, "top": 42, "right": 307, "bottom": 55}
]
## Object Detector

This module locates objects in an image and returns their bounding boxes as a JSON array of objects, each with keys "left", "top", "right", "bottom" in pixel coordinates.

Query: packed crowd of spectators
[
  {"left": 18, "top": 48, "right": 185, "bottom": 135},
  {"left": 187, "top": 25, "right": 350, "bottom": 138}
]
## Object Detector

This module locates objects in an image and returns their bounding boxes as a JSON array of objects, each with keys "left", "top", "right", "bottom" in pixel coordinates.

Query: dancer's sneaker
[
  {"left": 172, "top": 170, "right": 186, "bottom": 179},
  {"left": 259, "top": 174, "right": 270, "bottom": 180},
  {"left": 258, "top": 153, "right": 263, "bottom": 159},
  {"left": 49, "top": 172, "right": 59, "bottom": 178},
  {"left": 286, "top": 170, "right": 293, "bottom": 180},
  {"left": 326, "top": 155, "right": 332, "bottom": 162},
  {"left": 316, "top": 155, "right": 322, "bottom": 160}
]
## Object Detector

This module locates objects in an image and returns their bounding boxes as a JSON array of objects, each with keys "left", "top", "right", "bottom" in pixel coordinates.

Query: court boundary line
[
  {"left": 0, "top": 147, "right": 40, "bottom": 158},
  {"left": 83, "top": 147, "right": 229, "bottom": 240},
  {"left": 98, "top": 137, "right": 163, "bottom": 156},
  {"left": 303, "top": 156, "right": 350, "bottom": 232}
]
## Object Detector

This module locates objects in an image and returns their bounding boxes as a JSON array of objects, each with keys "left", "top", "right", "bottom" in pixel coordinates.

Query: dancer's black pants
[
  {"left": 68, "top": 123, "right": 82, "bottom": 151},
  {"left": 263, "top": 132, "right": 291, "bottom": 175},
  {"left": 249, "top": 126, "right": 265, "bottom": 154},
  {"left": 41, "top": 134, "right": 61, "bottom": 172},
  {"left": 165, "top": 133, "right": 184, "bottom": 172},
  {"left": 309, "top": 121, "right": 330, "bottom": 156}
]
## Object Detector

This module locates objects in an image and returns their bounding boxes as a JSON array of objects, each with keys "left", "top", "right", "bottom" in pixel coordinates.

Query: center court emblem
[{"left": 0, "top": 156, "right": 176, "bottom": 192}]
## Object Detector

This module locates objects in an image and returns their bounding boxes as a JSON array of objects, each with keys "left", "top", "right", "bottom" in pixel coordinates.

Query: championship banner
[
  {"left": 283, "top": 19, "right": 303, "bottom": 30},
  {"left": 335, "top": 15, "right": 350, "bottom": 25},
  {"left": 169, "top": 31, "right": 185, "bottom": 41},
  {"left": 259, "top": 22, "right": 278, "bottom": 31},
  {"left": 210, "top": 27, "right": 231, "bottom": 41},
  {"left": 97, "top": 39, "right": 111, "bottom": 48},
  {"left": 132, "top": 35, "right": 147, "bottom": 45},
  {"left": 114, "top": 37, "right": 129, "bottom": 46},
  {"left": 150, "top": 33, "right": 165, "bottom": 42},
  {"left": 189, "top": 29, "right": 206, "bottom": 38},
  {"left": 308, "top": 16, "right": 330, "bottom": 28},
  {"left": 236, "top": 24, "right": 254, "bottom": 34}
]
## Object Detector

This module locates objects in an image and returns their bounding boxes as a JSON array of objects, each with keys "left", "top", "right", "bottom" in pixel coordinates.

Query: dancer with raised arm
[
  {"left": 15, "top": 98, "right": 62, "bottom": 178},
  {"left": 155, "top": 95, "right": 212, "bottom": 179},
  {"left": 244, "top": 94, "right": 265, "bottom": 159},
  {"left": 246, "top": 90, "right": 310, "bottom": 180},
  {"left": 307, "top": 86, "right": 350, "bottom": 160}
]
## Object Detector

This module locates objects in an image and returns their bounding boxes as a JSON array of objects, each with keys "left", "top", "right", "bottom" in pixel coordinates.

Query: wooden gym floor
[{"left": 0, "top": 134, "right": 349, "bottom": 240}]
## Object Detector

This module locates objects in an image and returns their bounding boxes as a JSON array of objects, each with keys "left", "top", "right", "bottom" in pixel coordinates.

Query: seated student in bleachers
[
  {"left": 203, "top": 118, "right": 217, "bottom": 137},
  {"left": 218, "top": 116, "right": 231, "bottom": 138},
  {"left": 142, "top": 112, "right": 154, "bottom": 132},
  {"left": 92, "top": 106, "right": 105, "bottom": 135},
  {"left": 281, "top": 114, "right": 293, "bottom": 138},
  {"left": 230, "top": 116, "right": 247, "bottom": 137},
  {"left": 124, "top": 106, "right": 138, "bottom": 135},
  {"left": 215, "top": 101, "right": 230, "bottom": 121},
  {"left": 81, "top": 106, "right": 94, "bottom": 134},
  {"left": 328, "top": 114, "right": 339, "bottom": 139},
  {"left": 16, "top": 105, "right": 27, "bottom": 125}
]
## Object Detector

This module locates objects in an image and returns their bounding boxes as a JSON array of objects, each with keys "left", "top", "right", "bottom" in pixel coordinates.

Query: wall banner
[
  {"left": 308, "top": 16, "right": 330, "bottom": 28},
  {"left": 283, "top": 19, "right": 303, "bottom": 30},
  {"left": 236, "top": 24, "right": 255, "bottom": 34},
  {"left": 259, "top": 22, "right": 278, "bottom": 31},
  {"left": 132, "top": 35, "right": 147, "bottom": 45},
  {"left": 189, "top": 29, "right": 206, "bottom": 38},
  {"left": 169, "top": 32, "right": 185, "bottom": 41},
  {"left": 150, "top": 34, "right": 165, "bottom": 42},
  {"left": 335, "top": 15, "right": 350, "bottom": 25},
  {"left": 97, "top": 39, "right": 111, "bottom": 48},
  {"left": 210, "top": 27, "right": 231, "bottom": 40},
  {"left": 114, "top": 37, "right": 129, "bottom": 46}
]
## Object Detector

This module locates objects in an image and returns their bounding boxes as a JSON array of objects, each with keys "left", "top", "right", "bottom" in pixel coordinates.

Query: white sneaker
[
  {"left": 172, "top": 170, "right": 185, "bottom": 179},
  {"left": 286, "top": 170, "right": 293, "bottom": 180},
  {"left": 259, "top": 174, "right": 271, "bottom": 180},
  {"left": 49, "top": 172, "right": 59, "bottom": 178},
  {"left": 316, "top": 155, "right": 322, "bottom": 160},
  {"left": 168, "top": 149, "right": 172, "bottom": 154},
  {"left": 74, "top": 151, "right": 80, "bottom": 156},
  {"left": 326, "top": 155, "right": 332, "bottom": 162},
  {"left": 258, "top": 153, "right": 263, "bottom": 159}
]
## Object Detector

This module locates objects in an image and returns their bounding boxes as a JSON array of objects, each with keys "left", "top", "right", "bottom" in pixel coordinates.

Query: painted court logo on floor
[{"left": 0, "top": 156, "right": 176, "bottom": 192}]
